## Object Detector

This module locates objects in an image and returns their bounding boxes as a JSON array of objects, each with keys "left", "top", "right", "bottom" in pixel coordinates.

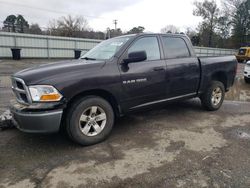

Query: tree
[
  {"left": 185, "top": 27, "right": 200, "bottom": 46},
  {"left": 127, "top": 26, "right": 145, "bottom": 34},
  {"left": 161, "top": 25, "right": 180, "bottom": 34},
  {"left": 217, "top": 16, "right": 231, "bottom": 39},
  {"left": 3, "top": 14, "right": 29, "bottom": 33},
  {"left": 81, "top": 30, "right": 105, "bottom": 39},
  {"left": 109, "top": 28, "right": 123, "bottom": 38},
  {"left": 56, "top": 15, "right": 89, "bottom": 37},
  {"left": 46, "top": 15, "right": 107, "bottom": 39},
  {"left": 16, "top": 15, "right": 29, "bottom": 33},
  {"left": 3, "top": 15, "right": 17, "bottom": 32},
  {"left": 47, "top": 19, "right": 58, "bottom": 36},
  {"left": 231, "top": 0, "right": 250, "bottom": 47},
  {"left": 29, "top": 24, "right": 42, "bottom": 35},
  {"left": 47, "top": 15, "right": 90, "bottom": 37},
  {"left": 191, "top": 36, "right": 200, "bottom": 46},
  {"left": 220, "top": 0, "right": 250, "bottom": 48},
  {"left": 193, "top": 0, "right": 220, "bottom": 47}
]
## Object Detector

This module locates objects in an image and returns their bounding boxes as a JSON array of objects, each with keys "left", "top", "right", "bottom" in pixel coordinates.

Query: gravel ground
[{"left": 0, "top": 60, "right": 250, "bottom": 188}]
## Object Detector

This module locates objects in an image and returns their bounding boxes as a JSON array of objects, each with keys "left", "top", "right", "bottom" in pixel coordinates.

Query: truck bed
[{"left": 198, "top": 55, "right": 238, "bottom": 93}]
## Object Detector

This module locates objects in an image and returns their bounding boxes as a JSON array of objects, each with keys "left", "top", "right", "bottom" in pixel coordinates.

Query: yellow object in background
[{"left": 236, "top": 47, "right": 250, "bottom": 63}]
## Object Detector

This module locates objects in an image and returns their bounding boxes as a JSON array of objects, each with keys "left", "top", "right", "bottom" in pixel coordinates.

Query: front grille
[{"left": 11, "top": 77, "right": 31, "bottom": 105}]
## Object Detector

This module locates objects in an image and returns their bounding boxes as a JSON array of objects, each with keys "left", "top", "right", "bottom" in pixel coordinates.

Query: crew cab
[{"left": 11, "top": 33, "right": 237, "bottom": 145}]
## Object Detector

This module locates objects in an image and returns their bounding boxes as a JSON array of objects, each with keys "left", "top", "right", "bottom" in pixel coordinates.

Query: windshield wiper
[{"left": 81, "top": 57, "right": 96, "bottom": 60}]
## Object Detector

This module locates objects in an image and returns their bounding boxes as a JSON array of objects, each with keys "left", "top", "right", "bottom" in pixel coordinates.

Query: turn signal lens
[{"left": 40, "top": 94, "right": 62, "bottom": 101}]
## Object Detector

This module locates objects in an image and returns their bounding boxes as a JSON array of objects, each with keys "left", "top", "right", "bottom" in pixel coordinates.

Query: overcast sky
[{"left": 0, "top": 0, "right": 221, "bottom": 33}]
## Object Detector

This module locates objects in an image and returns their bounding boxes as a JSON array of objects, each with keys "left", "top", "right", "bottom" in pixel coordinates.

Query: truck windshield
[
  {"left": 238, "top": 48, "right": 246, "bottom": 55},
  {"left": 81, "top": 36, "right": 131, "bottom": 60}
]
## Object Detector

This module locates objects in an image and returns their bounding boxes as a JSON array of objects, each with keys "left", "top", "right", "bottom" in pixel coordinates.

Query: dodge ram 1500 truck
[{"left": 11, "top": 33, "right": 237, "bottom": 145}]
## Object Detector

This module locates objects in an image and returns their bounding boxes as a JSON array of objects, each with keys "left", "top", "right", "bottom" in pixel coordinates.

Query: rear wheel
[
  {"left": 245, "top": 77, "right": 250, "bottom": 84},
  {"left": 200, "top": 81, "right": 225, "bottom": 111},
  {"left": 65, "top": 96, "right": 114, "bottom": 146}
]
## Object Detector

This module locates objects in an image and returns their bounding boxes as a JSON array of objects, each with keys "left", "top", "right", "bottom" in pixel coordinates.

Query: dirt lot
[{"left": 0, "top": 60, "right": 250, "bottom": 188}]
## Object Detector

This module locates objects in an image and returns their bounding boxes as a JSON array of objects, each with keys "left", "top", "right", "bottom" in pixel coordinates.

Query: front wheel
[
  {"left": 200, "top": 81, "right": 225, "bottom": 111},
  {"left": 65, "top": 96, "right": 114, "bottom": 146}
]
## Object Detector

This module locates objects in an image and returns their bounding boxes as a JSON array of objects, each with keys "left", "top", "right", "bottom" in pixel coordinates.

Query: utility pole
[
  {"left": 113, "top": 20, "right": 117, "bottom": 30},
  {"left": 106, "top": 27, "right": 110, "bottom": 39}
]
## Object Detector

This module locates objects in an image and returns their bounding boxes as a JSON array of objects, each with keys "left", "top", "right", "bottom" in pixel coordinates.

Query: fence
[
  {"left": 194, "top": 46, "right": 236, "bottom": 57},
  {"left": 0, "top": 32, "right": 237, "bottom": 59},
  {"left": 0, "top": 32, "right": 101, "bottom": 59}
]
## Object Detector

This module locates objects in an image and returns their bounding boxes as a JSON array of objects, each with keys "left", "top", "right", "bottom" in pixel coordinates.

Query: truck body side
[{"left": 10, "top": 33, "right": 237, "bottom": 143}]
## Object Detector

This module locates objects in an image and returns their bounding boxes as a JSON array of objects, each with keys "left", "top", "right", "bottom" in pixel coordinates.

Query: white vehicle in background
[{"left": 244, "top": 61, "right": 250, "bottom": 83}]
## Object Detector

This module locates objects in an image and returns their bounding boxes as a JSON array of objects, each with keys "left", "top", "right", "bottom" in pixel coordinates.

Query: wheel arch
[
  {"left": 211, "top": 71, "right": 228, "bottom": 89},
  {"left": 64, "top": 89, "right": 121, "bottom": 118}
]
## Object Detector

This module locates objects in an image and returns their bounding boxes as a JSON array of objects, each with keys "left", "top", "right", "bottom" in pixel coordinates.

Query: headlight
[{"left": 28, "top": 85, "right": 62, "bottom": 102}]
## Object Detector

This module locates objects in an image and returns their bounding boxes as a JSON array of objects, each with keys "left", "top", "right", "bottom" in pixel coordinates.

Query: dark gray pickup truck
[{"left": 11, "top": 33, "right": 237, "bottom": 145}]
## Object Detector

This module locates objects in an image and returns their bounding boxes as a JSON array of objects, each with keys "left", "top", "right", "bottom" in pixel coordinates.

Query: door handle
[{"left": 153, "top": 66, "right": 165, "bottom": 71}]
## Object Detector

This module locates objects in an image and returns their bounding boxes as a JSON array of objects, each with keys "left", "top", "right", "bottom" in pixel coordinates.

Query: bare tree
[
  {"left": 161, "top": 25, "right": 180, "bottom": 34},
  {"left": 47, "top": 15, "right": 90, "bottom": 37}
]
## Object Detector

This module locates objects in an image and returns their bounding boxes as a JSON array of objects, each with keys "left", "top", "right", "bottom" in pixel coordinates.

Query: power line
[{"left": 0, "top": 1, "right": 107, "bottom": 20}]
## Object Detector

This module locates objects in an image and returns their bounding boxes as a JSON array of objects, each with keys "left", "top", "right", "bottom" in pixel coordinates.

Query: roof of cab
[
  {"left": 135, "top": 32, "right": 187, "bottom": 37},
  {"left": 114, "top": 33, "right": 187, "bottom": 39}
]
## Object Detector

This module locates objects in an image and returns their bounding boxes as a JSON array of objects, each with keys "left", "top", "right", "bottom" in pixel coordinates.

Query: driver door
[{"left": 118, "top": 36, "right": 167, "bottom": 111}]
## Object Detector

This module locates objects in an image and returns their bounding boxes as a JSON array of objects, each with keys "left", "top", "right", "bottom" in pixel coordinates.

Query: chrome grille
[{"left": 11, "top": 77, "right": 31, "bottom": 105}]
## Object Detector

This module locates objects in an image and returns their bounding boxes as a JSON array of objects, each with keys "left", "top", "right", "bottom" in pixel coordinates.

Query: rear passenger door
[{"left": 161, "top": 36, "right": 200, "bottom": 98}]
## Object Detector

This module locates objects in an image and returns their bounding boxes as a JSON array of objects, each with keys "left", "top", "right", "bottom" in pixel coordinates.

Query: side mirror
[{"left": 123, "top": 51, "right": 147, "bottom": 64}]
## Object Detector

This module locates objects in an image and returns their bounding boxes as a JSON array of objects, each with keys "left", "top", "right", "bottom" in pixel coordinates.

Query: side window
[
  {"left": 128, "top": 37, "right": 160, "bottom": 61},
  {"left": 162, "top": 37, "right": 190, "bottom": 59}
]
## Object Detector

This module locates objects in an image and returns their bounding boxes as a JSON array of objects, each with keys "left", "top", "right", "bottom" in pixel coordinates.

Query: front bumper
[{"left": 11, "top": 101, "right": 63, "bottom": 133}]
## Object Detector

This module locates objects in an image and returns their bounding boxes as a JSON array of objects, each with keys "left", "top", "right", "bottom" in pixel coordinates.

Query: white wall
[
  {"left": 0, "top": 32, "right": 236, "bottom": 59},
  {"left": 194, "top": 46, "right": 236, "bottom": 57},
  {"left": 0, "top": 32, "right": 101, "bottom": 59}
]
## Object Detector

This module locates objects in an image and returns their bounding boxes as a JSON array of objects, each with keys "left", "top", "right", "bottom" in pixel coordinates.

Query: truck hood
[{"left": 13, "top": 59, "right": 106, "bottom": 85}]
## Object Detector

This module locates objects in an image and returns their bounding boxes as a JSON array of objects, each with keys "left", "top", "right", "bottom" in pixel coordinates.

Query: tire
[
  {"left": 200, "top": 81, "right": 225, "bottom": 111},
  {"left": 65, "top": 96, "right": 114, "bottom": 146},
  {"left": 245, "top": 77, "right": 250, "bottom": 84}
]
